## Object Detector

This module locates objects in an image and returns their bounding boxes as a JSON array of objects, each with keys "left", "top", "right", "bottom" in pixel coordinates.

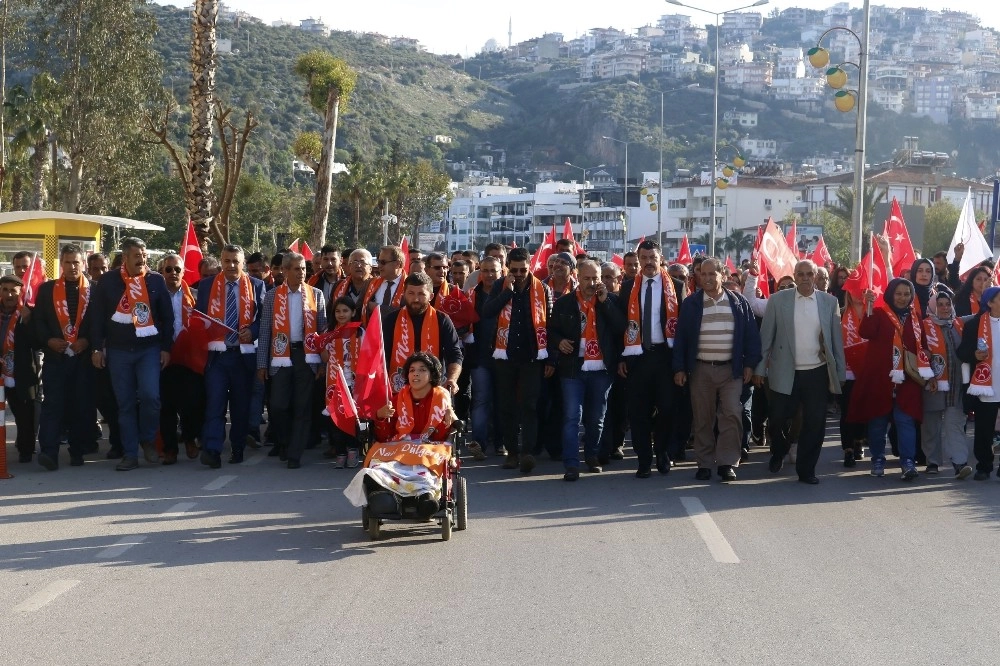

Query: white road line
[
  {"left": 95, "top": 536, "right": 148, "bottom": 560},
  {"left": 12, "top": 580, "right": 81, "bottom": 613},
  {"left": 202, "top": 475, "right": 238, "bottom": 490},
  {"left": 161, "top": 501, "right": 197, "bottom": 517},
  {"left": 244, "top": 453, "right": 265, "bottom": 466},
  {"left": 679, "top": 497, "right": 740, "bottom": 564}
]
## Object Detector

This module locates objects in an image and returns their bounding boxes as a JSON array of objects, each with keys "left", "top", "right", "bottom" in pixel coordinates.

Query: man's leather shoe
[
  {"left": 162, "top": 451, "right": 178, "bottom": 465},
  {"left": 798, "top": 475, "right": 819, "bottom": 485},
  {"left": 18, "top": 453, "right": 31, "bottom": 463},
  {"left": 69, "top": 455, "right": 84, "bottom": 467},
  {"left": 656, "top": 454, "right": 671, "bottom": 475},
  {"left": 768, "top": 455, "right": 783, "bottom": 474},
  {"left": 38, "top": 453, "right": 58, "bottom": 471},
  {"left": 695, "top": 468, "right": 712, "bottom": 481},
  {"left": 287, "top": 458, "right": 301, "bottom": 469},
  {"left": 609, "top": 447, "right": 625, "bottom": 461},
  {"left": 563, "top": 468, "right": 580, "bottom": 482},
  {"left": 229, "top": 451, "right": 244, "bottom": 464},
  {"left": 501, "top": 454, "right": 520, "bottom": 470},
  {"left": 267, "top": 444, "right": 282, "bottom": 457},
  {"left": 519, "top": 454, "right": 536, "bottom": 474},
  {"left": 974, "top": 470, "right": 990, "bottom": 481},
  {"left": 585, "top": 457, "right": 603, "bottom": 473},
  {"left": 184, "top": 439, "right": 200, "bottom": 459},
  {"left": 200, "top": 450, "right": 222, "bottom": 469},
  {"left": 635, "top": 466, "right": 652, "bottom": 479},
  {"left": 718, "top": 466, "right": 737, "bottom": 482},
  {"left": 115, "top": 456, "right": 139, "bottom": 471},
  {"left": 106, "top": 447, "right": 124, "bottom": 460}
]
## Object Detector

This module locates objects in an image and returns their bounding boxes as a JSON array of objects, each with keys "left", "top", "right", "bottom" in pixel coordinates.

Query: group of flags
[{"left": 530, "top": 218, "right": 585, "bottom": 280}]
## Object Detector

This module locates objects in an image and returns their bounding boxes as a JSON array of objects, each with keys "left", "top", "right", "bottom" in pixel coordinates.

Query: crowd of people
[{"left": 3, "top": 233, "right": 998, "bottom": 484}]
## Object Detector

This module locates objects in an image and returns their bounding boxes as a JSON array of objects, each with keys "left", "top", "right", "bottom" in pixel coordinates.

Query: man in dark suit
[
  {"left": 33, "top": 244, "right": 96, "bottom": 470},
  {"left": 0, "top": 275, "right": 40, "bottom": 463},
  {"left": 90, "top": 237, "right": 175, "bottom": 471},
  {"left": 617, "top": 240, "right": 687, "bottom": 478},
  {"left": 194, "top": 244, "right": 265, "bottom": 468}
]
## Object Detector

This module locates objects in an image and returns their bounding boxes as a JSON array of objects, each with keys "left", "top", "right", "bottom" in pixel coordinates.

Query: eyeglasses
[
  {"left": 349, "top": 260, "right": 369, "bottom": 266},
  {"left": 162, "top": 266, "right": 183, "bottom": 274},
  {"left": 377, "top": 259, "right": 398, "bottom": 266},
  {"left": 429, "top": 265, "right": 448, "bottom": 271}
]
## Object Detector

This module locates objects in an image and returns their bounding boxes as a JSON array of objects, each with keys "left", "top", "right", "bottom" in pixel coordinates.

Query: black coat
[
  {"left": 4, "top": 310, "right": 40, "bottom": 399},
  {"left": 547, "top": 290, "right": 625, "bottom": 378}
]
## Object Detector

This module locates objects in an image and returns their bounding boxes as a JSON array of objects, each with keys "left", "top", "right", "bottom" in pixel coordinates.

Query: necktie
[
  {"left": 642, "top": 278, "right": 653, "bottom": 351},
  {"left": 225, "top": 281, "right": 239, "bottom": 346},
  {"left": 382, "top": 280, "right": 394, "bottom": 308}
]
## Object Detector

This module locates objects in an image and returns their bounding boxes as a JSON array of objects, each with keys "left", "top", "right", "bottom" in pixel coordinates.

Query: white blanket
[{"left": 344, "top": 462, "right": 444, "bottom": 508}]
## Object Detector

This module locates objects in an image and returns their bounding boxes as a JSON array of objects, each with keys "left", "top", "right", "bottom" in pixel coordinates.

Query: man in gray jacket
[{"left": 753, "top": 260, "right": 846, "bottom": 484}]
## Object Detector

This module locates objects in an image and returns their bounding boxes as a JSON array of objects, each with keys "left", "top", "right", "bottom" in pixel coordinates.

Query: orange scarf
[
  {"left": 841, "top": 306, "right": 867, "bottom": 379},
  {"left": 923, "top": 318, "right": 963, "bottom": 391},
  {"left": 53, "top": 275, "right": 90, "bottom": 346},
  {"left": 364, "top": 276, "right": 405, "bottom": 318},
  {"left": 112, "top": 267, "right": 158, "bottom": 337},
  {"left": 389, "top": 306, "right": 440, "bottom": 393},
  {"left": 968, "top": 314, "right": 994, "bottom": 397},
  {"left": 881, "top": 303, "right": 932, "bottom": 384},
  {"left": 494, "top": 275, "right": 548, "bottom": 361},
  {"left": 623, "top": 269, "right": 678, "bottom": 356},
  {"left": 179, "top": 281, "right": 195, "bottom": 328},
  {"left": 269, "top": 283, "right": 320, "bottom": 367},
  {"left": 2, "top": 309, "right": 18, "bottom": 387},
  {"left": 206, "top": 273, "right": 256, "bottom": 353},
  {"left": 395, "top": 385, "right": 451, "bottom": 441},
  {"left": 577, "top": 290, "right": 605, "bottom": 371}
]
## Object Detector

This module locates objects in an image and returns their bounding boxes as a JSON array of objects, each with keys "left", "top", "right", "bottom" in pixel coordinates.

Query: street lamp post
[
  {"left": 602, "top": 136, "right": 629, "bottom": 253},
  {"left": 564, "top": 161, "right": 605, "bottom": 187},
  {"left": 667, "top": 0, "right": 768, "bottom": 256}
]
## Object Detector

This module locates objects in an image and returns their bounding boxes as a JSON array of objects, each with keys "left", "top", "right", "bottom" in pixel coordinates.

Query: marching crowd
[{"left": 4, "top": 232, "right": 1000, "bottom": 485}]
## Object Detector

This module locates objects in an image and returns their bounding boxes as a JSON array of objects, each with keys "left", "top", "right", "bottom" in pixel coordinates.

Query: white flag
[{"left": 947, "top": 187, "right": 992, "bottom": 277}]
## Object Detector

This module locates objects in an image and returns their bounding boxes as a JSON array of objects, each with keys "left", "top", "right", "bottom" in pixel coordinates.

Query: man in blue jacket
[{"left": 673, "top": 257, "right": 761, "bottom": 482}]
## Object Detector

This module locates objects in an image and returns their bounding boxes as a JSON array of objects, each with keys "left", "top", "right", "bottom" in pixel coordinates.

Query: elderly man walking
[{"left": 754, "top": 259, "right": 846, "bottom": 484}]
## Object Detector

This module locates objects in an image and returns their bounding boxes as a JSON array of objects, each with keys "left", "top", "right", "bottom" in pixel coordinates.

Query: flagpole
[{"left": 866, "top": 232, "right": 874, "bottom": 316}]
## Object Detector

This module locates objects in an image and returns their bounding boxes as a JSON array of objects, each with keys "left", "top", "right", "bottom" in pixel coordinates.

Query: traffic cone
[{"left": 0, "top": 387, "right": 12, "bottom": 479}]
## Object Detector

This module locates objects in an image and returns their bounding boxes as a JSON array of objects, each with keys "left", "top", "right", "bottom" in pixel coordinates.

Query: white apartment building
[
  {"left": 579, "top": 50, "right": 648, "bottom": 80},
  {"left": 719, "top": 43, "right": 753, "bottom": 66},
  {"left": 721, "top": 60, "right": 773, "bottom": 93},
  {"left": 771, "top": 75, "right": 825, "bottom": 101},
  {"left": 299, "top": 18, "right": 329, "bottom": 37},
  {"left": 775, "top": 48, "right": 806, "bottom": 79},
  {"left": 723, "top": 110, "right": 758, "bottom": 127},
  {"left": 965, "top": 92, "right": 1000, "bottom": 121},
  {"left": 738, "top": 138, "right": 778, "bottom": 159}
]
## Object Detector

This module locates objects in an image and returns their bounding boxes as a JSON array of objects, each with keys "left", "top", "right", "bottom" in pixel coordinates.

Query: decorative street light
[
  {"left": 666, "top": 0, "right": 769, "bottom": 256},
  {"left": 807, "top": 0, "right": 870, "bottom": 263},
  {"left": 602, "top": 136, "right": 629, "bottom": 254},
  {"left": 564, "top": 161, "right": 605, "bottom": 186}
]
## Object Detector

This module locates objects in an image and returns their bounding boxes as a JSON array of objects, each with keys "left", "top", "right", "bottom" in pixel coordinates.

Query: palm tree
[
  {"left": 723, "top": 228, "right": 754, "bottom": 261},
  {"left": 4, "top": 75, "right": 58, "bottom": 210},
  {"left": 188, "top": 0, "right": 218, "bottom": 248},
  {"left": 826, "top": 184, "right": 886, "bottom": 231},
  {"left": 335, "top": 154, "right": 376, "bottom": 247}
]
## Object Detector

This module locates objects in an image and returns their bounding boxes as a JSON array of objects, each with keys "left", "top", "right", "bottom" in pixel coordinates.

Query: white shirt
[
  {"left": 288, "top": 290, "right": 304, "bottom": 342},
  {"left": 639, "top": 273, "right": 665, "bottom": 345},
  {"left": 375, "top": 277, "right": 401, "bottom": 306},
  {"left": 169, "top": 288, "right": 184, "bottom": 341},
  {"left": 793, "top": 290, "right": 824, "bottom": 370}
]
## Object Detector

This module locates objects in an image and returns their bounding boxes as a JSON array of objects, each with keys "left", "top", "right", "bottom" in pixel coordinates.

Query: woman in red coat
[{"left": 848, "top": 278, "right": 927, "bottom": 480}]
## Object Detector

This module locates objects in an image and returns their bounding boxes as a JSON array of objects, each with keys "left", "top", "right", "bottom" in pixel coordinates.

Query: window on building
[
  {"left": 764, "top": 198, "right": 772, "bottom": 206},
  {"left": 913, "top": 188, "right": 922, "bottom": 204}
]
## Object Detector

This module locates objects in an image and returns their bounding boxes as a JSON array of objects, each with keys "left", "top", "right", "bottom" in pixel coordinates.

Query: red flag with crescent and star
[
  {"left": 353, "top": 304, "right": 391, "bottom": 420},
  {"left": 400, "top": 236, "right": 410, "bottom": 273},
  {"left": 677, "top": 234, "right": 692, "bottom": 265},
  {"left": 812, "top": 234, "right": 832, "bottom": 268},
  {"left": 884, "top": 198, "right": 916, "bottom": 277},
  {"left": 180, "top": 220, "right": 203, "bottom": 287},
  {"left": 529, "top": 225, "right": 557, "bottom": 279},
  {"left": 843, "top": 236, "right": 888, "bottom": 301},
  {"left": 328, "top": 364, "right": 359, "bottom": 434},
  {"left": 758, "top": 218, "right": 799, "bottom": 281}
]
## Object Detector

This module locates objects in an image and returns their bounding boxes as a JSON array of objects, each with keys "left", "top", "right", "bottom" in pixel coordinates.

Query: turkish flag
[
  {"left": 725, "top": 256, "right": 737, "bottom": 274},
  {"left": 759, "top": 219, "right": 799, "bottom": 281},
  {"left": 179, "top": 220, "right": 203, "bottom": 287},
  {"left": 20, "top": 253, "right": 46, "bottom": 307},
  {"left": 328, "top": 364, "right": 359, "bottom": 434},
  {"left": 611, "top": 253, "right": 624, "bottom": 268},
  {"left": 172, "top": 309, "right": 233, "bottom": 374},
  {"left": 677, "top": 234, "right": 692, "bottom": 264},
  {"left": 400, "top": 236, "right": 410, "bottom": 273},
  {"left": 812, "top": 235, "right": 832, "bottom": 268},
  {"left": 785, "top": 219, "right": 799, "bottom": 256},
  {"left": 884, "top": 198, "right": 916, "bottom": 277},
  {"left": 288, "top": 238, "right": 300, "bottom": 253},
  {"left": 562, "top": 217, "right": 585, "bottom": 255},
  {"left": 529, "top": 225, "right": 557, "bottom": 279},
  {"left": 353, "top": 304, "right": 390, "bottom": 420},
  {"left": 843, "top": 237, "right": 888, "bottom": 301},
  {"left": 300, "top": 241, "right": 314, "bottom": 261},
  {"left": 634, "top": 235, "right": 645, "bottom": 252},
  {"left": 438, "top": 288, "right": 479, "bottom": 330}
]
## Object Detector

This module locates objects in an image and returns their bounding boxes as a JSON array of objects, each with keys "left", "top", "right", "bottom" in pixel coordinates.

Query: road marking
[
  {"left": 679, "top": 497, "right": 740, "bottom": 564},
  {"left": 244, "top": 453, "right": 265, "bottom": 467},
  {"left": 203, "top": 475, "right": 237, "bottom": 490},
  {"left": 13, "top": 580, "right": 81, "bottom": 613},
  {"left": 161, "top": 501, "right": 197, "bottom": 517},
  {"left": 95, "top": 536, "right": 147, "bottom": 559}
]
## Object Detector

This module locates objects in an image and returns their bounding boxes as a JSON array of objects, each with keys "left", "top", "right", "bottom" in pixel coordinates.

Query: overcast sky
[{"left": 154, "top": 1, "right": 1000, "bottom": 55}]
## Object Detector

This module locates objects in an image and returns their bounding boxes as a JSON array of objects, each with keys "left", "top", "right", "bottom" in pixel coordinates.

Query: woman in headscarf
[
  {"left": 957, "top": 286, "right": 1000, "bottom": 480},
  {"left": 921, "top": 292, "right": 972, "bottom": 478},
  {"left": 953, "top": 265, "right": 993, "bottom": 318},
  {"left": 909, "top": 257, "right": 952, "bottom": 320},
  {"left": 848, "top": 278, "right": 931, "bottom": 480}
]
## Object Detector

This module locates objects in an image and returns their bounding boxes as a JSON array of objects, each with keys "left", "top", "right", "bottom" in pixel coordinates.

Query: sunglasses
[
  {"left": 162, "top": 266, "right": 183, "bottom": 274},
  {"left": 377, "top": 259, "right": 398, "bottom": 266}
]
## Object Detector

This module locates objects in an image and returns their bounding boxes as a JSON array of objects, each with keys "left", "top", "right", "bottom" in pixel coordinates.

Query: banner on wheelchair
[{"left": 363, "top": 441, "right": 453, "bottom": 475}]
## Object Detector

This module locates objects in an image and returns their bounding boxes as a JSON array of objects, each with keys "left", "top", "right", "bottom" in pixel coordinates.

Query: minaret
[{"left": 508, "top": 17, "right": 512, "bottom": 49}]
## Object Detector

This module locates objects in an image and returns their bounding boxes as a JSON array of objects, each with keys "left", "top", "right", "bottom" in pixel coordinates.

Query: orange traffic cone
[{"left": 0, "top": 387, "right": 12, "bottom": 479}]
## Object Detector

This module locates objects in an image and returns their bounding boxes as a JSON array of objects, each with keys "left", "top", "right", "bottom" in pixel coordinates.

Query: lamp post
[
  {"left": 666, "top": 0, "right": 769, "bottom": 256},
  {"left": 807, "top": 0, "right": 870, "bottom": 263},
  {"left": 602, "top": 136, "right": 629, "bottom": 253},
  {"left": 564, "top": 161, "right": 605, "bottom": 186}
]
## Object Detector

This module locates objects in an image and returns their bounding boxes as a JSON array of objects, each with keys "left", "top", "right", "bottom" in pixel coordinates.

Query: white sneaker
[
  {"left": 334, "top": 454, "right": 346, "bottom": 469},
  {"left": 346, "top": 449, "right": 360, "bottom": 468}
]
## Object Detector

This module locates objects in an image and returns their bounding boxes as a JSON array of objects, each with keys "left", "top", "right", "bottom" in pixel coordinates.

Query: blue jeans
[
  {"left": 471, "top": 365, "right": 500, "bottom": 451},
  {"left": 202, "top": 349, "right": 255, "bottom": 454},
  {"left": 868, "top": 405, "right": 917, "bottom": 466},
  {"left": 107, "top": 346, "right": 162, "bottom": 458},
  {"left": 561, "top": 370, "right": 613, "bottom": 469}
]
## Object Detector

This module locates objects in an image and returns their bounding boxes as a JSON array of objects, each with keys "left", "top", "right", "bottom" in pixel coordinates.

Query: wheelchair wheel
[
  {"left": 455, "top": 477, "right": 468, "bottom": 531},
  {"left": 361, "top": 507, "right": 369, "bottom": 530},
  {"left": 367, "top": 515, "right": 381, "bottom": 540},
  {"left": 441, "top": 510, "right": 452, "bottom": 541}
]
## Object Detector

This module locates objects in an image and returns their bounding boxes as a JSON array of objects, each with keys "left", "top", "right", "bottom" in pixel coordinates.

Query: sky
[{"left": 156, "top": 1, "right": 1000, "bottom": 55}]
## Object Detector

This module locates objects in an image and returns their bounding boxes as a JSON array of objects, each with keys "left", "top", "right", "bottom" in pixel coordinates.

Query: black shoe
[
  {"left": 585, "top": 457, "right": 603, "bottom": 473},
  {"left": 287, "top": 458, "right": 301, "bottom": 469},
  {"left": 695, "top": 468, "right": 712, "bottom": 481},
  {"left": 228, "top": 451, "right": 244, "bottom": 464},
  {"left": 563, "top": 468, "right": 580, "bottom": 482},
  {"left": 635, "top": 465, "right": 651, "bottom": 479},
  {"left": 656, "top": 453, "right": 671, "bottom": 475},
  {"left": 267, "top": 445, "right": 282, "bottom": 457},
  {"left": 718, "top": 466, "right": 737, "bottom": 482},
  {"left": 768, "top": 455, "right": 783, "bottom": 474},
  {"left": 974, "top": 471, "right": 990, "bottom": 481},
  {"left": 38, "top": 453, "right": 58, "bottom": 471},
  {"left": 844, "top": 449, "right": 857, "bottom": 468},
  {"left": 18, "top": 452, "right": 32, "bottom": 464},
  {"left": 200, "top": 450, "right": 222, "bottom": 469},
  {"left": 81, "top": 441, "right": 99, "bottom": 455},
  {"left": 798, "top": 475, "right": 819, "bottom": 485},
  {"left": 115, "top": 456, "right": 139, "bottom": 471},
  {"left": 279, "top": 449, "right": 288, "bottom": 462},
  {"left": 106, "top": 447, "right": 124, "bottom": 460},
  {"left": 69, "top": 455, "right": 84, "bottom": 467}
]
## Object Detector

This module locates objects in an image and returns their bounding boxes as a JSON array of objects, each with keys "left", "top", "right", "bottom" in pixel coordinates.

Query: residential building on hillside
[
  {"left": 738, "top": 138, "right": 778, "bottom": 159},
  {"left": 721, "top": 60, "right": 773, "bottom": 93},
  {"left": 299, "top": 18, "right": 329, "bottom": 37},
  {"left": 964, "top": 92, "right": 1000, "bottom": 121},
  {"left": 723, "top": 110, "right": 758, "bottom": 127},
  {"left": 719, "top": 43, "right": 753, "bottom": 66},
  {"left": 913, "top": 76, "right": 953, "bottom": 124}
]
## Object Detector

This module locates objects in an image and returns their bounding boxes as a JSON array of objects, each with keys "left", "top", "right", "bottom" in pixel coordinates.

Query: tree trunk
[
  {"left": 353, "top": 193, "right": 361, "bottom": 248},
  {"left": 310, "top": 90, "right": 339, "bottom": 249},
  {"left": 30, "top": 140, "right": 46, "bottom": 209},
  {"left": 0, "top": 0, "right": 8, "bottom": 211},
  {"left": 188, "top": 0, "right": 218, "bottom": 249}
]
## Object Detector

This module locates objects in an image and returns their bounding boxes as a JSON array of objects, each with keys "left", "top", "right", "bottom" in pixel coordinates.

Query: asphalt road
[{"left": 3, "top": 421, "right": 1000, "bottom": 665}]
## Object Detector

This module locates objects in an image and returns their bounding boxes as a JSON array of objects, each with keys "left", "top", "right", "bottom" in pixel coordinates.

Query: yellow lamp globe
[
  {"left": 826, "top": 67, "right": 848, "bottom": 89},
  {"left": 834, "top": 90, "right": 856, "bottom": 112},
  {"left": 646, "top": 194, "right": 655, "bottom": 202},
  {"left": 732, "top": 155, "right": 746, "bottom": 168},
  {"left": 808, "top": 47, "right": 830, "bottom": 69},
  {"left": 640, "top": 187, "right": 648, "bottom": 195},
  {"left": 722, "top": 165, "right": 735, "bottom": 178},
  {"left": 716, "top": 178, "right": 730, "bottom": 190},
  {"left": 650, "top": 203, "right": 658, "bottom": 211}
]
